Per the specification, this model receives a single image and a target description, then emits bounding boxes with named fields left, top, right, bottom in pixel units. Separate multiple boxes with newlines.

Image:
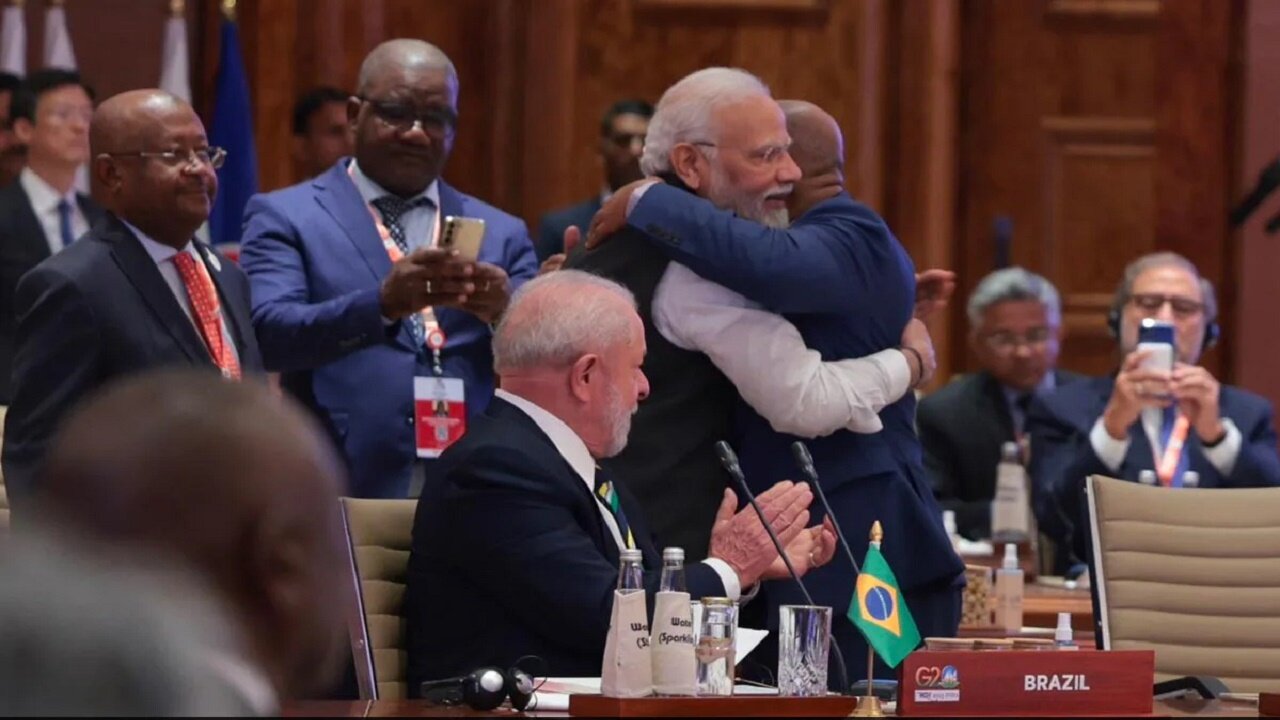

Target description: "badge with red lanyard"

left=351, top=163, right=467, bottom=457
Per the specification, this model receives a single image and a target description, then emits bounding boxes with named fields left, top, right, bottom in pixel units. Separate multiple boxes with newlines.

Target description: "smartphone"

left=440, top=216, right=485, bottom=261
left=1137, top=318, right=1175, bottom=373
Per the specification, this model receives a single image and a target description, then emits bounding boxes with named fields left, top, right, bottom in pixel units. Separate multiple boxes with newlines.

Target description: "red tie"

left=172, top=252, right=241, bottom=380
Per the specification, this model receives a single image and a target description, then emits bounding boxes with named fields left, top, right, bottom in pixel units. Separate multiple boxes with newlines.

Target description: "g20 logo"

left=915, top=665, right=960, bottom=689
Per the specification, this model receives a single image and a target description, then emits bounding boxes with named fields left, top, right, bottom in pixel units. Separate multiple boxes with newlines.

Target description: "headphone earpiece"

left=421, top=662, right=540, bottom=711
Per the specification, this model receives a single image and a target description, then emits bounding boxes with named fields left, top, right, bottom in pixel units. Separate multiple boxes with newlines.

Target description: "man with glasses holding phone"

left=240, top=39, right=537, bottom=500
left=918, top=268, right=1083, bottom=541
left=2, top=89, right=263, bottom=504
left=1028, top=251, right=1280, bottom=572
left=0, top=69, right=105, bottom=403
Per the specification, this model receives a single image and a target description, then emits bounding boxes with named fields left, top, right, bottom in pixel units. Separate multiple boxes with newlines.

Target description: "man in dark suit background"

left=1028, top=251, right=1280, bottom=572
left=535, top=99, right=652, bottom=266
left=0, top=71, right=24, bottom=186
left=0, top=69, right=104, bottom=403
left=404, top=269, right=835, bottom=683
left=918, top=267, right=1083, bottom=540
left=2, top=89, right=263, bottom=503
left=240, top=39, right=537, bottom=500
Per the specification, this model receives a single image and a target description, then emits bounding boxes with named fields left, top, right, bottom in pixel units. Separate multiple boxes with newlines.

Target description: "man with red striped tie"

left=2, top=88, right=263, bottom=506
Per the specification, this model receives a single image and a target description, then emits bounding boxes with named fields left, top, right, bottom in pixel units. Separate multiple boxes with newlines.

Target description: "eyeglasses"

left=1129, top=293, right=1204, bottom=319
left=359, top=96, right=456, bottom=137
left=690, top=140, right=791, bottom=167
left=982, top=327, right=1055, bottom=353
left=100, top=147, right=227, bottom=169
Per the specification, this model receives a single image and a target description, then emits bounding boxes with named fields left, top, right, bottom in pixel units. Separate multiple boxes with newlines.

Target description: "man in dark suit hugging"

left=404, top=269, right=836, bottom=685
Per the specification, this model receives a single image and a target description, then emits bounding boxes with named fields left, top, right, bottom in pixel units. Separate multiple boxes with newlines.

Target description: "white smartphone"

left=1137, top=318, right=1175, bottom=373
left=440, top=216, right=485, bottom=261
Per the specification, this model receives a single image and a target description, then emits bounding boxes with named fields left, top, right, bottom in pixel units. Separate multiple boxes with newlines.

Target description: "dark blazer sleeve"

left=238, top=195, right=388, bottom=372
left=917, top=397, right=990, bottom=538
left=1223, top=392, right=1280, bottom=488
left=1026, top=395, right=1112, bottom=569
left=422, top=445, right=725, bottom=656
left=625, top=184, right=902, bottom=315
left=1, top=265, right=102, bottom=500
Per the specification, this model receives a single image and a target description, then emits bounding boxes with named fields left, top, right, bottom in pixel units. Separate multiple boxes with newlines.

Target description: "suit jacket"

left=403, top=396, right=727, bottom=685
left=1, top=214, right=263, bottom=501
left=0, top=181, right=105, bottom=403
left=918, top=369, right=1085, bottom=539
left=238, top=160, right=538, bottom=498
left=1028, top=374, right=1280, bottom=570
left=535, top=197, right=600, bottom=262
left=623, top=185, right=966, bottom=660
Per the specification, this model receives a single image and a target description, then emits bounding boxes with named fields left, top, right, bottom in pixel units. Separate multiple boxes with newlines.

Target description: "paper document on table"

left=534, top=677, right=779, bottom=707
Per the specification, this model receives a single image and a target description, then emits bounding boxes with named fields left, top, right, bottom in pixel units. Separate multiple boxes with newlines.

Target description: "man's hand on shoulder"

left=585, top=178, right=664, bottom=249
left=538, top=225, right=581, bottom=275
left=914, top=269, right=956, bottom=320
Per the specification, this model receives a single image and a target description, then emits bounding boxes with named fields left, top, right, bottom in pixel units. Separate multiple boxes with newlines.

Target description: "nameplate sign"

left=896, top=649, right=1154, bottom=716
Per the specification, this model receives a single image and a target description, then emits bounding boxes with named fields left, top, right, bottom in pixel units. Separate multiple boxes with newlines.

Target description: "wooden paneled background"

left=22, top=0, right=1280, bottom=402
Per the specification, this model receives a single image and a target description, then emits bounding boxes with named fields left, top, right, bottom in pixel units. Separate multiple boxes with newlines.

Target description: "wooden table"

left=1023, top=581, right=1093, bottom=629
left=282, top=697, right=1264, bottom=717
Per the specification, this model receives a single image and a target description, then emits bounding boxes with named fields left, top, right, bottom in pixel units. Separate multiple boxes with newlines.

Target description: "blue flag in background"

left=208, top=16, right=257, bottom=248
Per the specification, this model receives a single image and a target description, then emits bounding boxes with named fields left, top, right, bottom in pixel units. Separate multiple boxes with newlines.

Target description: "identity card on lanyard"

left=351, top=162, right=467, bottom=457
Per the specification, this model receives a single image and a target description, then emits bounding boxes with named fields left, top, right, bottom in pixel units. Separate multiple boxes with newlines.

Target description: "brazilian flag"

left=848, top=543, right=921, bottom=668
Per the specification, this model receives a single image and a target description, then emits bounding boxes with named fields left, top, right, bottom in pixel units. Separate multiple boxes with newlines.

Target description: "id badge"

left=414, top=376, right=466, bottom=458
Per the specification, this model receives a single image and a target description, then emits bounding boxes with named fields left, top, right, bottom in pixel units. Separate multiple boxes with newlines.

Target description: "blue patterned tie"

left=56, top=198, right=75, bottom=249
left=372, top=195, right=433, bottom=347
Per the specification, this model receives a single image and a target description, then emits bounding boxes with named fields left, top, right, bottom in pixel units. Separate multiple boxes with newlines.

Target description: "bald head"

left=37, top=370, right=350, bottom=698
left=357, top=39, right=457, bottom=97
left=779, top=99, right=843, bottom=178
left=90, top=89, right=187, bottom=156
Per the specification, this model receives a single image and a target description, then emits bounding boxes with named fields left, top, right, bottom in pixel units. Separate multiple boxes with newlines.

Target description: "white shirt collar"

left=494, top=388, right=597, bottom=492
left=19, top=166, right=77, bottom=215
left=348, top=158, right=440, bottom=209
left=120, top=219, right=198, bottom=265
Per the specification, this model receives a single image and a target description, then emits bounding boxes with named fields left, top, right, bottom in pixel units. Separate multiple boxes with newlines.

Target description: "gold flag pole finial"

left=220, top=0, right=235, bottom=21
left=852, top=519, right=886, bottom=718
left=169, top=0, right=185, bottom=17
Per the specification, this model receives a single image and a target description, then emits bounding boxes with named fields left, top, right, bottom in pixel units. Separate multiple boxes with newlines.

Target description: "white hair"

left=967, top=267, right=1062, bottom=327
left=493, top=270, right=638, bottom=373
left=640, top=67, right=772, bottom=177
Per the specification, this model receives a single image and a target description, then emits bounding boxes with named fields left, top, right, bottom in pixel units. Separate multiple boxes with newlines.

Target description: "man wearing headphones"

left=1027, top=251, right=1280, bottom=573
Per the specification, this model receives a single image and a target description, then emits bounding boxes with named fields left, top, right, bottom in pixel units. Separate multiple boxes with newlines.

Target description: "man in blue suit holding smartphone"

left=239, top=40, right=538, bottom=499
left=1028, top=252, right=1280, bottom=572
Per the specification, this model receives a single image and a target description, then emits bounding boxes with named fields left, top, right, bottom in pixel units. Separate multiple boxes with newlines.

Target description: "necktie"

left=1013, top=393, right=1033, bottom=436
left=594, top=465, right=636, bottom=550
left=173, top=252, right=242, bottom=380
left=1159, top=406, right=1189, bottom=487
left=372, top=195, right=433, bottom=347
left=56, top=198, right=75, bottom=250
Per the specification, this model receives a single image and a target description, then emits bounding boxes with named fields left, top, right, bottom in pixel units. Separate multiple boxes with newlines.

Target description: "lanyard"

left=1155, top=413, right=1190, bottom=487
left=348, top=163, right=445, bottom=357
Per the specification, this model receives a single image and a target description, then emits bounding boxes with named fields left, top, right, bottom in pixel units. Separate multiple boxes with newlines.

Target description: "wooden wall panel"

left=955, top=0, right=1238, bottom=380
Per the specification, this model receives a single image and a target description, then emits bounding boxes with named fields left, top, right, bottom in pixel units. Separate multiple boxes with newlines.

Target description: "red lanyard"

left=1155, top=413, right=1190, bottom=487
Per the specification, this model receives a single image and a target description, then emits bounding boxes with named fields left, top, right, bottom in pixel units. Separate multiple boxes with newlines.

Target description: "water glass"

left=694, top=597, right=737, bottom=696
left=778, top=604, right=831, bottom=696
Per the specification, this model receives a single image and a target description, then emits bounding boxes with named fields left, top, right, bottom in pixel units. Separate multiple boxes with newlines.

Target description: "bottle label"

left=601, top=589, right=654, bottom=697
left=991, top=463, right=1030, bottom=539
left=651, top=591, right=696, bottom=695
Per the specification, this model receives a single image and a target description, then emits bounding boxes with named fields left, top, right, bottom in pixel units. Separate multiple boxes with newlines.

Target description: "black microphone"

left=715, top=440, right=850, bottom=695
left=1230, top=156, right=1280, bottom=226
left=791, top=442, right=861, bottom=576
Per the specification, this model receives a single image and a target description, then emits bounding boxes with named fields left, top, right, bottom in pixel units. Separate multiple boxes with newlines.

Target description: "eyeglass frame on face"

left=688, top=140, right=792, bottom=167
left=357, top=95, right=457, bottom=138
left=1126, top=292, right=1205, bottom=319
left=981, top=326, right=1057, bottom=354
left=97, top=146, right=227, bottom=170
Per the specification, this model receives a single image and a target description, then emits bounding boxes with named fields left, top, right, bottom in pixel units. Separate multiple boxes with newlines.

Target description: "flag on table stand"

left=0, top=0, right=24, bottom=75
left=848, top=521, right=921, bottom=668
left=207, top=2, right=257, bottom=258
left=42, top=0, right=74, bottom=68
